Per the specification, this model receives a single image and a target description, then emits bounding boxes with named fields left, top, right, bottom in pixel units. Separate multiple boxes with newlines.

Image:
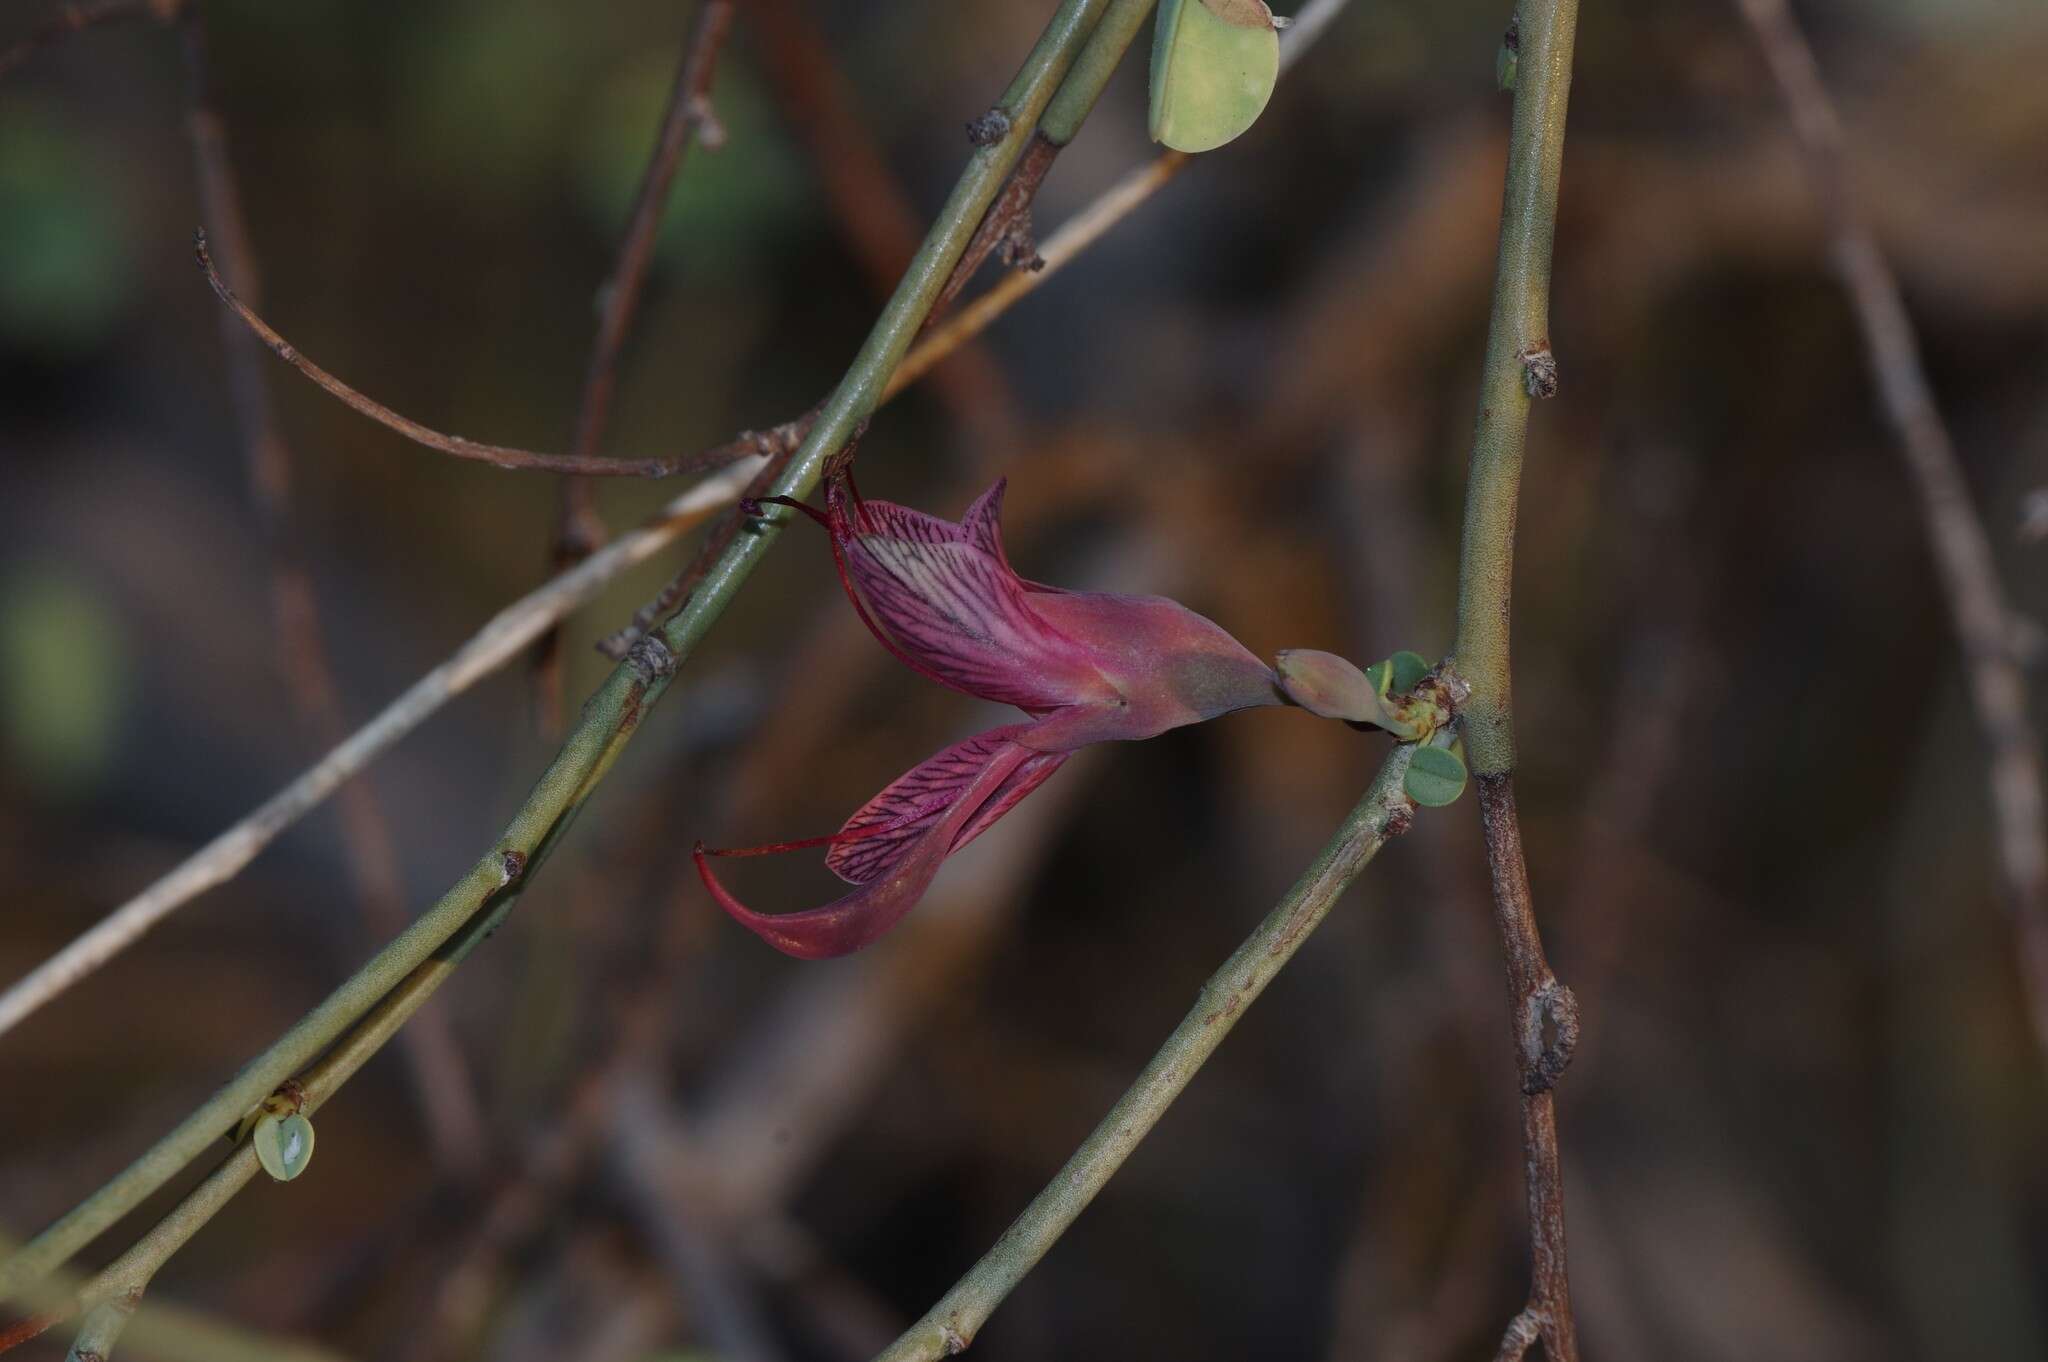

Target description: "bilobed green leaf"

left=1404, top=745, right=1468, bottom=808
left=253, top=1112, right=316, bottom=1182
left=1149, top=0, right=1281, bottom=154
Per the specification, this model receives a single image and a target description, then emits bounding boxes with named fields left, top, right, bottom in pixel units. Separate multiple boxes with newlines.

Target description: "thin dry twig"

left=0, top=0, right=171, bottom=78
left=0, top=454, right=768, bottom=1038
left=192, top=233, right=744, bottom=480
left=1733, top=0, right=2048, bottom=1068
left=891, top=149, right=1187, bottom=398
left=177, top=0, right=485, bottom=1180
left=541, top=0, right=738, bottom=729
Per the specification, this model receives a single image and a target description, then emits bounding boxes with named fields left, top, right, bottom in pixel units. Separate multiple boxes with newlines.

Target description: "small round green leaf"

left=253, top=1112, right=316, bottom=1182
left=1387, top=650, right=1432, bottom=694
left=1148, top=0, right=1281, bottom=154
left=1404, top=745, right=1468, bottom=808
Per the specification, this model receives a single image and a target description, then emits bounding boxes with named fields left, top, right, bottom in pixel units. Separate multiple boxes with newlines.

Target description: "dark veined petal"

left=698, top=733, right=1038, bottom=959
left=827, top=727, right=1068, bottom=884
left=833, top=482, right=1113, bottom=714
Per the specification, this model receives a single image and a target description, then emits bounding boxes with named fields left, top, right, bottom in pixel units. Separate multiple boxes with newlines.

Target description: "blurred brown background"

left=3, top=1, right=2046, bottom=1359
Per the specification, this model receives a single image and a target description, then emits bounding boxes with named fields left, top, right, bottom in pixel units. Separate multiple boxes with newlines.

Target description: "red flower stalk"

left=697, top=478, right=1282, bottom=958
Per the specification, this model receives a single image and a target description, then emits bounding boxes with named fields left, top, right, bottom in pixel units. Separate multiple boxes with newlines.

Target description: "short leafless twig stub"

left=0, top=456, right=762, bottom=1039
left=929, top=134, right=1060, bottom=322
left=1734, top=0, right=2048, bottom=1071
left=1494, top=1306, right=1545, bottom=1362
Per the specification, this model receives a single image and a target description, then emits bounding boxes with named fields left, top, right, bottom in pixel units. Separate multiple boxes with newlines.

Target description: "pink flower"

left=697, top=478, right=1281, bottom=958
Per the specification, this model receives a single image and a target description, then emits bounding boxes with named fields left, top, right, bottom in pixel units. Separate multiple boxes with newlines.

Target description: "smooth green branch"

left=1450, top=0, right=1579, bottom=776
left=874, top=742, right=1421, bottom=1362
left=1040, top=0, right=1157, bottom=146
left=0, top=1233, right=355, bottom=1362
left=0, top=0, right=1114, bottom=1304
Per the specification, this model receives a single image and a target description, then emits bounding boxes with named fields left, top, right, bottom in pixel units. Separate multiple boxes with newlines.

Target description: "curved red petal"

left=700, top=740, right=1035, bottom=958
left=827, top=725, right=1067, bottom=884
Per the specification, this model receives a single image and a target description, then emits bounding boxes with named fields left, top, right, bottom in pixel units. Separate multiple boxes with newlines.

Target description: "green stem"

left=0, top=0, right=1112, bottom=1303
left=1447, top=4, right=1583, bottom=1359
left=53, top=802, right=583, bottom=1351
left=67, top=884, right=527, bottom=1328
left=1039, top=0, right=1157, bottom=145
left=1450, top=0, right=1579, bottom=776
left=874, top=744, right=1419, bottom=1362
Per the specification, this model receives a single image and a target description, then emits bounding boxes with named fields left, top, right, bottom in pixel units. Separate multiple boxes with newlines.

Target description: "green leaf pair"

left=1403, top=743, right=1468, bottom=808
left=1362, top=649, right=1432, bottom=700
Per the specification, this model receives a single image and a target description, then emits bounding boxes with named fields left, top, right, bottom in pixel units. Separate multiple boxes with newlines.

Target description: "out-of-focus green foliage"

left=0, top=112, right=134, bottom=353
left=0, top=568, right=128, bottom=795
left=572, top=57, right=812, bottom=275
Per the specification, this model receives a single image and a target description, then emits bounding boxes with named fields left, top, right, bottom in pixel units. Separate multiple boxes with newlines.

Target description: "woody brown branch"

left=1477, top=774, right=1579, bottom=1362
left=539, top=0, right=737, bottom=734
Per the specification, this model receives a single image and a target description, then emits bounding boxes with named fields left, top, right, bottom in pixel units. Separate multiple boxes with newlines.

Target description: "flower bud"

left=1275, top=649, right=1382, bottom=724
